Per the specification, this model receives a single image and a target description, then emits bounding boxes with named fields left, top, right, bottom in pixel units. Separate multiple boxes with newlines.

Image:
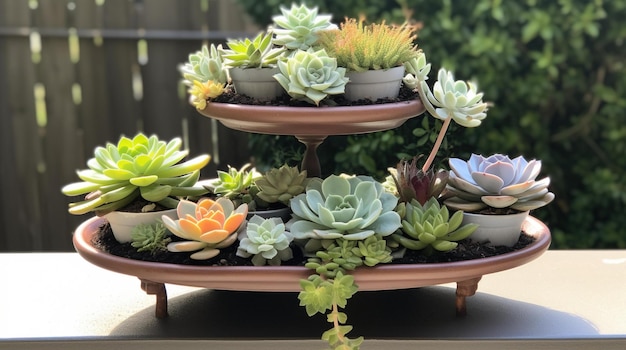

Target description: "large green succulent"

left=271, top=3, right=335, bottom=51
left=288, top=174, right=401, bottom=241
left=61, top=133, right=210, bottom=215
left=254, top=164, right=307, bottom=205
left=392, top=197, right=477, bottom=253
left=179, top=43, right=229, bottom=85
left=273, top=48, right=348, bottom=106
left=222, top=31, right=285, bottom=69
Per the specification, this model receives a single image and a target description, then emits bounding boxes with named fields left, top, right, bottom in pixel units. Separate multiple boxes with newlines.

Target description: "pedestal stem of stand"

left=295, top=135, right=327, bottom=178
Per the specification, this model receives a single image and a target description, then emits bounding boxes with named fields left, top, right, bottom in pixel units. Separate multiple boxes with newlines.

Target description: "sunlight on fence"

left=0, top=0, right=256, bottom=251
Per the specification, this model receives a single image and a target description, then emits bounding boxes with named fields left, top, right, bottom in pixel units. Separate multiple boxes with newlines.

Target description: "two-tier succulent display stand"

left=73, top=100, right=551, bottom=319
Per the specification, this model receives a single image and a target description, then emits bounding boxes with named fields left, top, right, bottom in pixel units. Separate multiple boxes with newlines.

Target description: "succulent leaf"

left=162, top=198, right=248, bottom=260
left=288, top=174, right=401, bottom=242
left=273, top=48, right=348, bottom=106
left=444, top=154, right=555, bottom=212
left=62, top=133, right=210, bottom=215
left=393, top=197, right=477, bottom=254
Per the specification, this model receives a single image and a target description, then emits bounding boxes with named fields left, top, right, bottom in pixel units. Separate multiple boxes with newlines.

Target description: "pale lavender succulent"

left=444, top=154, right=555, bottom=212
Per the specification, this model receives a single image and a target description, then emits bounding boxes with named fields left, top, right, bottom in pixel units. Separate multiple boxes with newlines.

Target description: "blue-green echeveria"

left=287, top=174, right=401, bottom=241
left=273, top=48, right=348, bottom=106
left=444, top=153, right=555, bottom=212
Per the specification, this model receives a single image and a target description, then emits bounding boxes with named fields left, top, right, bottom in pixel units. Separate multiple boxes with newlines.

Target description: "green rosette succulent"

left=179, top=43, right=229, bottom=85
left=254, top=165, right=307, bottom=205
left=236, top=215, right=294, bottom=266
left=206, top=163, right=261, bottom=204
left=392, top=197, right=478, bottom=253
left=62, top=133, right=210, bottom=215
left=222, top=31, right=285, bottom=69
left=288, top=174, right=402, bottom=241
left=271, top=3, right=335, bottom=51
left=273, top=48, right=348, bottom=106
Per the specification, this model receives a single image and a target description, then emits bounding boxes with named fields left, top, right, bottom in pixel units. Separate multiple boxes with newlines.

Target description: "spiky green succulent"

left=206, top=163, right=261, bottom=204
left=236, top=215, right=294, bottom=266
left=288, top=174, right=401, bottom=242
left=61, top=133, right=210, bottom=215
left=274, top=48, right=348, bottom=106
left=179, top=43, right=229, bottom=85
left=254, top=165, right=307, bottom=205
left=271, top=3, right=335, bottom=51
left=222, top=31, right=285, bottom=68
left=130, top=221, right=171, bottom=253
left=392, top=197, right=478, bottom=254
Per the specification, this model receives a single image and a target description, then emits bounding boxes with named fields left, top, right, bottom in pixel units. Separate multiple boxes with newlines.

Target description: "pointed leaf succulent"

left=61, top=133, right=210, bottom=215
left=222, top=31, right=286, bottom=68
left=179, top=43, right=229, bottom=86
left=254, top=164, right=307, bottom=205
left=392, top=197, right=478, bottom=253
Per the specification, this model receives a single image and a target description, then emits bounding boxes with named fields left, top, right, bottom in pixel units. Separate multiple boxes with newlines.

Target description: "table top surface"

left=1, top=250, right=625, bottom=349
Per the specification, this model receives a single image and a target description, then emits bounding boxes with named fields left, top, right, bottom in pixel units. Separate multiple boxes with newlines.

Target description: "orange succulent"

left=162, top=197, right=248, bottom=260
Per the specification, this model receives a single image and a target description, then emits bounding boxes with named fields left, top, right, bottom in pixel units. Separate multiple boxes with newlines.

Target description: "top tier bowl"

left=197, top=99, right=425, bottom=136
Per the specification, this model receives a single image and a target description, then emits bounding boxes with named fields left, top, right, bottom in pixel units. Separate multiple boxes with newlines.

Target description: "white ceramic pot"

left=462, top=211, right=530, bottom=247
left=229, top=67, right=284, bottom=100
left=105, top=209, right=177, bottom=243
left=247, top=205, right=292, bottom=223
left=344, top=66, right=405, bottom=101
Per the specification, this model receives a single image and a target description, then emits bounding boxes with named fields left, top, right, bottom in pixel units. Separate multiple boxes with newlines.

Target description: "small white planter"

left=105, top=209, right=177, bottom=243
left=229, top=67, right=284, bottom=100
left=462, top=211, right=530, bottom=247
left=247, top=205, right=292, bottom=223
left=344, top=66, right=405, bottom=101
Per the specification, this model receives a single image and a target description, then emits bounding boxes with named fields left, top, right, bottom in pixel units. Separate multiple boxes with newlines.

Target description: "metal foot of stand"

left=455, top=276, right=482, bottom=316
left=140, top=279, right=168, bottom=318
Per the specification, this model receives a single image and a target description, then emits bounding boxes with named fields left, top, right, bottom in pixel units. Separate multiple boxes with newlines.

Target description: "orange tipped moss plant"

left=317, top=17, right=421, bottom=72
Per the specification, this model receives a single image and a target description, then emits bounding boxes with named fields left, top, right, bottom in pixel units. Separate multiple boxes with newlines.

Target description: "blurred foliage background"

left=236, top=0, right=626, bottom=249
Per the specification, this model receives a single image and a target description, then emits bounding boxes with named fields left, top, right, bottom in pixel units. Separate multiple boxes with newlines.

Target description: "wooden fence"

left=0, top=0, right=257, bottom=251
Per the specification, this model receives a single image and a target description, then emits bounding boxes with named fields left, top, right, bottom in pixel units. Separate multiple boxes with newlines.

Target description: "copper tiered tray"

left=73, top=216, right=550, bottom=319
left=198, top=100, right=424, bottom=177
left=73, top=101, right=551, bottom=318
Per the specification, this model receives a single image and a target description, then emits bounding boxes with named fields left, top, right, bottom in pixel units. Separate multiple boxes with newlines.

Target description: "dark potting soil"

left=212, top=84, right=419, bottom=107
left=92, top=222, right=535, bottom=267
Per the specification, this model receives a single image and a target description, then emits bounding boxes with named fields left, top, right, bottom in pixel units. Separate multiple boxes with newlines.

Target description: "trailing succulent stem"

left=298, top=236, right=391, bottom=349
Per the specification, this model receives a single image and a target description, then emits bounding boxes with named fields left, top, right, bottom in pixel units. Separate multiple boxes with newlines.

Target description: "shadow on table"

left=109, top=286, right=598, bottom=339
